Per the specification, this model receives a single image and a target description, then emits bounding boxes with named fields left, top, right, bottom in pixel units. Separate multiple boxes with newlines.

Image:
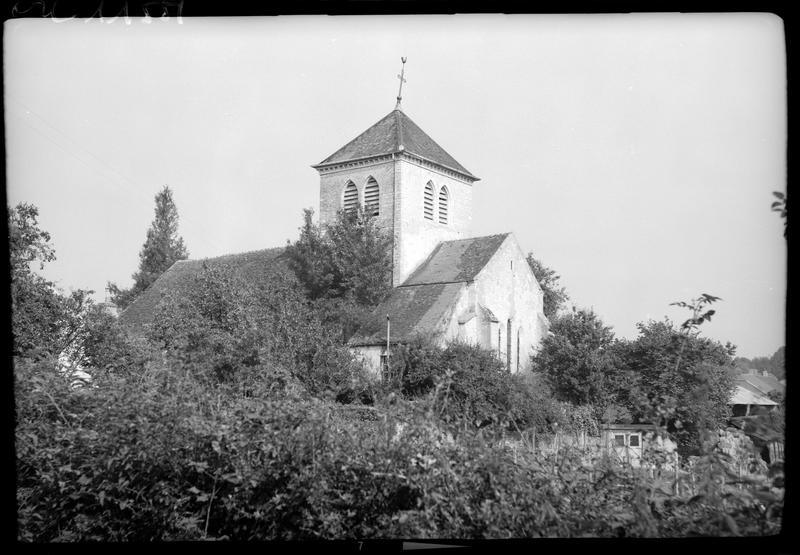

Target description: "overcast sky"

left=4, top=14, right=786, bottom=359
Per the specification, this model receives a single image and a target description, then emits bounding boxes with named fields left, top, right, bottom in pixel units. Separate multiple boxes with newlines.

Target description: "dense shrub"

left=15, top=357, right=782, bottom=541
left=389, top=338, right=566, bottom=432
left=147, top=262, right=374, bottom=402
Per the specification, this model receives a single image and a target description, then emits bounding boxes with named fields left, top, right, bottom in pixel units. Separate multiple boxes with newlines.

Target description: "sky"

left=4, top=14, right=786, bottom=359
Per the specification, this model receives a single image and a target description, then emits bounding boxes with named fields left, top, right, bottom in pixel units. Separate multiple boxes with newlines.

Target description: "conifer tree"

left=108, top=186, right=188, bottom=309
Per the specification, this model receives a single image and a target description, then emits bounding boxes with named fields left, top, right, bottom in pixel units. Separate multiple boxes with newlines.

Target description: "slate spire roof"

left=313, top=109, right=478, bottom=181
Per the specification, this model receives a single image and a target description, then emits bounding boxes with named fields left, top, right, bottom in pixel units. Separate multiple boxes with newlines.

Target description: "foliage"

left=147, top=261, right=373, bottom=402
left=78, top=304, right=153, bottom=375
left=619, top=305, right=736, bottom=456
left=15, top=353, right=782, bottom=541
left=388, top=338, right=509, bottom=427
left=107, top=186, right=188, bottom=310
left=771, top=190, right=786, bottom=238
left=9, top=202, right=56, bottom=272
left=9, top=203, right=61, bottom=357
left=525, top=254, right=569, bottom=320
left=8, top=203, right=94, bottom=361
left=388, top=339, right=564, bottom=432
left=285, top=207, right=392, bottom=307
left=532, top=309, right=629, bottom=418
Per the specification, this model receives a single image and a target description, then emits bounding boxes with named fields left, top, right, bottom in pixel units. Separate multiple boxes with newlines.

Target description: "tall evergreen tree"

left=108, top=186, right=188, bottom=309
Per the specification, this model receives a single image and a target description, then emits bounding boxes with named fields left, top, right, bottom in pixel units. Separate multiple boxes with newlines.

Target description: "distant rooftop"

left=736, top=373, right=784, bottom=397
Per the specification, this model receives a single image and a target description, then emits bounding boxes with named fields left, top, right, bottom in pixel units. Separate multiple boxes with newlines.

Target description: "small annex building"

left=119, top=88, right=550, bottom=376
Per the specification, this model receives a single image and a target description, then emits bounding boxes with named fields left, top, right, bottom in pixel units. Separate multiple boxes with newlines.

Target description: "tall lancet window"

left=343, top=181, right=359, bottom=214
left=424, top=181, right=434, bottom=220
left=364, top=177, right=380, bottom=217
left=438, top=186, right=449, bottom=224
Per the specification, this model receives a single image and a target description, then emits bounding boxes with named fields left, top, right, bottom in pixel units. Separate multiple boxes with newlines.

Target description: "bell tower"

left=311, top=60, right=480, bottom=286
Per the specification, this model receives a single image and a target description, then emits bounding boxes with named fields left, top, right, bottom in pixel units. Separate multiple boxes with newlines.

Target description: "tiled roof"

left=315, top=109, right=477, bottom=180
left=730, top=385, right=778, bottom=406
left=119, top=247, right=287, bottom=331
left=403, top=234, right=510, bottom=285
left=348, top=282, right=464, bottom=346
left=737, top=374, right=784, bottom=396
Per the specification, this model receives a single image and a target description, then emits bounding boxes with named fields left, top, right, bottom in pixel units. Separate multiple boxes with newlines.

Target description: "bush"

left=16, top=355, right=782, bottom=540
left=147, top=262, right=373, bottom=402
left=388, top=339, right=566, bottom=433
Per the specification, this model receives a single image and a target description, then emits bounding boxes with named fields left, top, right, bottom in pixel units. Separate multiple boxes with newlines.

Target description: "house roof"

left=403, top=233, right=510, bottom=286
left=729, top=385, right=778, bottom=406
left=118, top=247, right=287, bottom=331
left=314, top=109, right=478, bottom=180
left=348, top=282, right=464, bottom=346
left=736, top=374, right=784, bottom=397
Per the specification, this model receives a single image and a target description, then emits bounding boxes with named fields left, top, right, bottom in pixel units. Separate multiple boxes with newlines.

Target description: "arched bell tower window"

left=343, top=181, right=359, bottom=214
left=364, top=177, right=380, bottom=217
left=438, top=186, right=449, bottom=225
left=424, top=181, right=434, bottom=220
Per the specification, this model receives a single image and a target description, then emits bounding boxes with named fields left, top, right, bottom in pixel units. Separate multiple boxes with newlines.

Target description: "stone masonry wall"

left=394, top=157, right=473, bottom=286
left=318, top=159, right=396, bottom=230
left=472, top=234, right=548, bottom=373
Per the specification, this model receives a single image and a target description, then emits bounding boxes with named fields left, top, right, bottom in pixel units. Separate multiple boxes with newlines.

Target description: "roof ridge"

left=315, top=109, right=477, bottom=180
left=185, top=246, right=286, bottom=264
left=395, top=109, right=404, bottom=151
left=437, top=232, right=511, bottom=246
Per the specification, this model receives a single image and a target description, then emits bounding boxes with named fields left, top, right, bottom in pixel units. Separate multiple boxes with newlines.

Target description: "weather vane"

left=395, top=57, right=407, bottom=110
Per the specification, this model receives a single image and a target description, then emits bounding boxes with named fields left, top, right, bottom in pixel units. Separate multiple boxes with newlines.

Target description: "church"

left=316, top=101, right=549, bottom=374
left=120, top=70, right=550, bottom=375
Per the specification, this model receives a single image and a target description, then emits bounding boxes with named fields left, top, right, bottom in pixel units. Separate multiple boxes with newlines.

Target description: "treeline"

left=734, top=347, right=786, bottom=380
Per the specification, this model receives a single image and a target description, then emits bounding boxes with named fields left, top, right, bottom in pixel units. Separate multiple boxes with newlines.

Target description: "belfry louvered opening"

left=424, top=182, right=434, bottom=220
left=343, top=181, right=359, bottom=213
left=438, top=186, right=449, bottom=224
left=364, top=177, right=379, bottom=217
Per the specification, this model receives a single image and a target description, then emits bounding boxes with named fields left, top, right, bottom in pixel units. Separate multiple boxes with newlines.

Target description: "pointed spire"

left=395, top=57, right=407, bottom=110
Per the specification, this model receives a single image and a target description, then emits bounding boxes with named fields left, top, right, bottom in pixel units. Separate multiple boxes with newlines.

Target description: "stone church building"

left=120, top=101, right=550, bottom=375
left=316, top=106, right=550, bottom=373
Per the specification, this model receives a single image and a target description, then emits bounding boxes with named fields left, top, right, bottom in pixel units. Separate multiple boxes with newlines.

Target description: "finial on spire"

left=395, top=57, right=407, bottom=110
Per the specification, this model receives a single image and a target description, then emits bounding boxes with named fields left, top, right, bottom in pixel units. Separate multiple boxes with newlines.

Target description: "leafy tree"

left=531, top=308, right=628, bottom=417
left=619, top=310, right=736, bottom=456
left=108, top=186, right=188, bottom=310
left=285, top=207, right=392, bottom=308
left=9, top=203, right=70, bottom=358
left=526, top=254, right=569, bottom=320
left=771, top=191, right=786, bottom=238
